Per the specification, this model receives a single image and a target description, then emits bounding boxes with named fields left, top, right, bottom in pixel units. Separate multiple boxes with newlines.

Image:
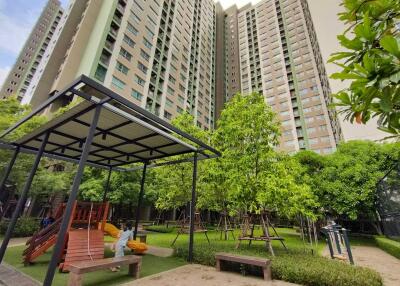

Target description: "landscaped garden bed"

left=374, top=236, right=400, bottom=259
left=146, top=228, right=383, bottom=286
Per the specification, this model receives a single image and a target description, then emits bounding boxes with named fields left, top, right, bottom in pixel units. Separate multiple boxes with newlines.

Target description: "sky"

left=0, top=0, right=257, bottom=88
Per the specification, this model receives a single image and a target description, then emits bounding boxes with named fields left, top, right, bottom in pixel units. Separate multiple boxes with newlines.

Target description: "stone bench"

left=215, top=252, right=271, bottom=280
left=66, top=255, right=141, bottom=286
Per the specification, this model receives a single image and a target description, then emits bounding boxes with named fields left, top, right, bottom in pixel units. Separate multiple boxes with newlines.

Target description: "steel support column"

left=43, top=105, right=101, bottom=286
left=102, top=167, right=112, bottom=202
left=0, top=147, right=20, bottom=193
left=134, top=162, right=147, bottom=240
left=0, top=134, right=49, bottom=263
left=0, top=147, right=20, bottom=222
left=188, top=152, right=198, bottom=263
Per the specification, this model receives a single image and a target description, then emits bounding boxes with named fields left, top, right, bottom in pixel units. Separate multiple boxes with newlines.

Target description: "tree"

left=330, top=0, right=400, bottom=137
left=154, top=113, right=210, bottom=211
left=214, top=93, right=317, bottom=218
left=295, top=141, right=400, bottom=230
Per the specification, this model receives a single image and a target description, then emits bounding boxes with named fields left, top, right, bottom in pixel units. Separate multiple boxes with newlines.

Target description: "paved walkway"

left=146, top=245, right=174, bottom=257
left=0, top=263, right=39, bottom=286
left=323, top=245, right=400, bottom=286
left=123, top=264, right=299, bottom=286
left=0, top=237, right=29, bottom=247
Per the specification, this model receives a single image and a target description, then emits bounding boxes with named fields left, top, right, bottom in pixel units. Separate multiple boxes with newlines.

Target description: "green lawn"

left=147, top=227, right=324, bottom=255
left=3, top=246, right=186, bottom=286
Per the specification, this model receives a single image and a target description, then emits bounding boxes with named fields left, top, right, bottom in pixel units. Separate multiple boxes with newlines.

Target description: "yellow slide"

left=103, top=223, right=148, bottom=254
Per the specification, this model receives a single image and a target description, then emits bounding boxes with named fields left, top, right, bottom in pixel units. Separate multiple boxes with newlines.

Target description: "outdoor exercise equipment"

left=236, top=213, right=287, bottom=256
left=171, top=210, right=210, bottom=246
left=321, top=223, right=354, bottom=264
left=103, top=222, right=147, bottom=253
left=216, top=211, right=235, bottom=240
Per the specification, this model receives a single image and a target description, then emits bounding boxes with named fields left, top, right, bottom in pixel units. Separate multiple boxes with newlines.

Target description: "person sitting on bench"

left=111, top=221, right=133, bottom=272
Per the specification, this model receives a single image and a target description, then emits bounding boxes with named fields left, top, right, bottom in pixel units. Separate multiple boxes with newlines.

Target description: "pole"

left=134, top=162, right=147, bottom=240
left=0, top=147, right=20, bottom=193
left=43, top=105, right=101, bottom=286
left=102, top=167, right=112, bottom=202
left=0, top=134, right=49, bottom=263
left=0, top=147, right=20, bottom=222
left=188, top=152, right=198, bottom=263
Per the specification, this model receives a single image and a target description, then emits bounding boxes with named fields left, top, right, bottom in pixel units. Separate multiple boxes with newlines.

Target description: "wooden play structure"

left=216, top=211, right=235, bottom=240
left=23, top=201, right=147, bottom=271
left=171, top=210, right=210, bottom=246
left=236, top=213, right=287, bottom=256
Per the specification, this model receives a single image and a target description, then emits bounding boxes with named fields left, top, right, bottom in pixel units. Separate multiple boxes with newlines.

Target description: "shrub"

left=144, top=225, right=174, bottom=233
left=0, top=217, right=39, bottom=238
left=374, top=236, right=400, bottom=259
left=173, top=244, right=382, bottom=286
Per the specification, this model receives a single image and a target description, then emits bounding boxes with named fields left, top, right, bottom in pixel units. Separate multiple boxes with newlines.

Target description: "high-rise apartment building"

left=218, top=0, right=342, bottom=154
left=0, top=0, right=63, bottom=101
left=7, top=0, right=342, bottom=153
left=21, top=0, right=216, bottom=130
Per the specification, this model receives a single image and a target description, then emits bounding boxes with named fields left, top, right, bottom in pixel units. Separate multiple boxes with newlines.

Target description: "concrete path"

left=146, top=245, right=174, bottom=257
left=0, top=237, right=29, bottom=247
left=323, top=245, right=400, bottom=286
left=0, top=263, right=39, bottom=286
left=123, top=264, right=299, bottom=286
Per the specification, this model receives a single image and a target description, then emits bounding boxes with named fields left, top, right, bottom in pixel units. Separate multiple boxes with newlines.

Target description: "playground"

left=0, top=76, right=398, bottom=286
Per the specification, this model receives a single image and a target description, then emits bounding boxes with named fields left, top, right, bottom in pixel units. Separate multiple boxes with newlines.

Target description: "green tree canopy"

left=214, top=92, right=317, bottom=218
left=330, top=0, right=400, bottom=137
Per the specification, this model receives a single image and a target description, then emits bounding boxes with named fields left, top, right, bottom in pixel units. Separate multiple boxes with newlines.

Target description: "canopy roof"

left=0, top=75, right=219, bottom=170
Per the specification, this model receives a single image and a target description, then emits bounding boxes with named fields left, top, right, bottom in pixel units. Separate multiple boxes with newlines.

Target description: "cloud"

left=0, top=0, right=43, bottom=56
left=0, top=65, right=10, bottom=89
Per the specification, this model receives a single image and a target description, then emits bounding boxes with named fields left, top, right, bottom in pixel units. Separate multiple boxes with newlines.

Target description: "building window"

left=135, top=74, right=145, bottom=86
left=166, top=97, right=173, bottom=107
left=131, top=89, right=143, bottom=100
left=116, top=61, right=129, bottom=75
left=143, top=38, right=152, bottom=49
left=123, top=34, right=135, bottom=48
left=164, top=111, right=172, bottom=120
left=137, top=62, right=148, bottom=74
left=140, top=49, right=150, bottom=61
left=120, top=48, right=132, bottom=61
left=127, top=23, right=138, bottom=36
left=112, top=76, right=125, bottom=90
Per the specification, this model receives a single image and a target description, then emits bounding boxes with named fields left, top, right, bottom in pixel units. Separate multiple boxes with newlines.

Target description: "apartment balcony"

left=99, top=53, right=110, bottom=67
left=109, top=27, right=119, bottom=38
left=113, top=15, right=122, bottom=26
left=104, top=40, right=115, bottom=52
left=116, top=3, right=125, bottom=13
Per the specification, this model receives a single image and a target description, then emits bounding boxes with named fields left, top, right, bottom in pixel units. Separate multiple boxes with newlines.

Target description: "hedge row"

left=144, top=225, right=175, bottom=233
left=374, top=236, right=400, bottom=259
left=173, top=244, right=382, bottom=286
left=0, top=217, right=39, bottom=238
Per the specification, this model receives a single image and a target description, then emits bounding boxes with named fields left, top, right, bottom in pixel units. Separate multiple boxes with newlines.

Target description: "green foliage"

left=213, top=93, right=317, bottom=218
left=154, top=112, right=210, bottom=210
left=0, top=217, right=39, bottom=237
left=374, top=235, right=400, bottom=259
left=296, top=141, right=400, bottom=220
left=0, top=97, right=73, bottom=197
left=143, top=225, right=174, bottom=233
left=330, top=0, right=400, bottom=137
left=173, top=244, right=382, bottom=286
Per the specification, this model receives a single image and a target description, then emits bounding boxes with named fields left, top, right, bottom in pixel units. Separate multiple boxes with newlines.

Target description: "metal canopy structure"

left=0, top=75, right=220, bottom=286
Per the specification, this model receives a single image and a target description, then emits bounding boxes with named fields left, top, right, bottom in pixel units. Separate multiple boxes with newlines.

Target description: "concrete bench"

left=66, top=255, right=141, bottom=286
left=215, top=252, right=271, bottom=280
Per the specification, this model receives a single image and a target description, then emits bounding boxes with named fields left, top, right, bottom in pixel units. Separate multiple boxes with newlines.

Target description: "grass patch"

left=374, top=236, right=400, bottom=259
left=3, top=246, right=186, bottom=286
left=144, top=225, right=174, bottom=233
